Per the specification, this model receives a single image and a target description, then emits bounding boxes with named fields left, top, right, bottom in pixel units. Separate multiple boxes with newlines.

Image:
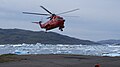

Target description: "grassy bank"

left=0, top=54, right=23, bottom=63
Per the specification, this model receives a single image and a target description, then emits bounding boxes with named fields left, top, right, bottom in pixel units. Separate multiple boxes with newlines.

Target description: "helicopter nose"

left=63, top=20, right=65, bottom=22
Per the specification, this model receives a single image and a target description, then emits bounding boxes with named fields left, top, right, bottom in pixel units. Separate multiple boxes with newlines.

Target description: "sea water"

left=0, top=43, right=120, bottom=57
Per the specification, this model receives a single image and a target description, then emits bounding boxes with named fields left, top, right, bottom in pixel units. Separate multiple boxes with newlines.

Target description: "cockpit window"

left=56, top=17, right=63, bottom=21
left=58, top=17, right=63, bottom=19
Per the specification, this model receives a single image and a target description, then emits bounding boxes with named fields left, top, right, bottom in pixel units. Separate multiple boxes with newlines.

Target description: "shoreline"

left=0, top=54, right=120, bottom=67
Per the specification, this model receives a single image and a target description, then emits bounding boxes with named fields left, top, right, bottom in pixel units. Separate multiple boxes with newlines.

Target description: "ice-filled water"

left=0, top=43, right=120, bottom=56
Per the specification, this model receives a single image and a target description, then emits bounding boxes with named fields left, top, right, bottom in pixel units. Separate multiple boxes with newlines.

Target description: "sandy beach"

left=0, top=54, right=120, bottom=67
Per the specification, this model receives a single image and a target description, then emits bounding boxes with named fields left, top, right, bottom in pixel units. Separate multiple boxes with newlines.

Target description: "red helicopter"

left=23, top=6, right=79, bottom=31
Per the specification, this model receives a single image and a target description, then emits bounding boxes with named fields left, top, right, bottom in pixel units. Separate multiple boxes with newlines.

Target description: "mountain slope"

left=97, top=39, right=120, bottom=45
left=0, top=28, right=99, bottom=45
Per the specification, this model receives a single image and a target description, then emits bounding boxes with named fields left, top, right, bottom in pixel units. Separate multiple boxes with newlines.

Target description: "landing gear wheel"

left=59, top=28, right=63, bottom=31
left=60, top=29, right=63, bottom=31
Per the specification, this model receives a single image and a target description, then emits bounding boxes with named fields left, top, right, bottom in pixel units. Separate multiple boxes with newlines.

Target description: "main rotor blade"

left=62, top=15, right=80, bottom=17
left=23, top=12, right=50, bottom=16
left=57, top=8, right=79, bottom=15
left=40, top=6, right=53, bottom=14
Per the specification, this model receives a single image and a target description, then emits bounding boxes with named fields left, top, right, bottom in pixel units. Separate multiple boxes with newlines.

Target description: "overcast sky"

left=0, top=0, right=120, bottom=41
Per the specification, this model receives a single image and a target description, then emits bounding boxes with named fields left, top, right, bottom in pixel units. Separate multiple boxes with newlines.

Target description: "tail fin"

left=32, top=21, right=42, bottom=28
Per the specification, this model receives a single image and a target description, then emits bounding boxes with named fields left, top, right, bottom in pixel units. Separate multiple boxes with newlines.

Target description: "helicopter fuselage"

left=40, top=16, right=65, bottom=31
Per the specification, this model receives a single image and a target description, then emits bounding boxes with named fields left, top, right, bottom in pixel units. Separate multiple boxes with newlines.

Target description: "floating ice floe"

left=14, top=50, right=29, bottom=55
left=102, top=53, right=120, bottom=57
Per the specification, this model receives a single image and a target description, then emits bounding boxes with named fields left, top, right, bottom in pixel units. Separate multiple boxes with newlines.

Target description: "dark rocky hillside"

left=0, top=28, right=99, bottom=45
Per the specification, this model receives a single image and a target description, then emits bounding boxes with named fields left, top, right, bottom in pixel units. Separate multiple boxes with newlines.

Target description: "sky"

left=0, top=0, right=120, bottom=41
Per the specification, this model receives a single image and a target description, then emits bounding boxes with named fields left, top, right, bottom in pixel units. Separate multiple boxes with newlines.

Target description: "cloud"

left=0, top=0, right=120, bottom=41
